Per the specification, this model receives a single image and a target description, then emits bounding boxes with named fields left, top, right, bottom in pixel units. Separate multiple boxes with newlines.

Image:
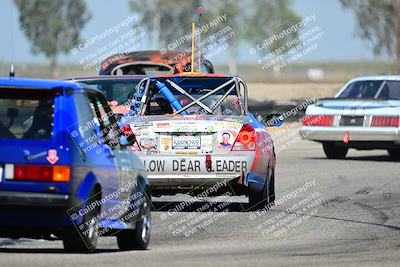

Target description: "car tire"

left=322, top=142, right=348, bottom=159
left=248, top=167, right=274, bottom=211
left=387, top=149, right=400, bottom=160
left=63, top=190, right=100, bottom=253
left=268, top=172, right=275, bottom=204
left=117, top=188, right=151, bottom=250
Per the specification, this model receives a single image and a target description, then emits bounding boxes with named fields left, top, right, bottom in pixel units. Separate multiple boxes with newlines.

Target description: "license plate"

left=340, top=116, right=364, bottom=126
left=172, top=135, right=201, bottom=149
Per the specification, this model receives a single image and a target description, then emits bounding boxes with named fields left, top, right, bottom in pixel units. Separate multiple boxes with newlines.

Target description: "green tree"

left=202, top=0, right=244, bottom=74
left=243, top=0, right=301, bottom=50
left=129, top=0, right=301, bottom=74
left=340, top=0, right=400, bottom=72
left=14, top=0, right=91, bottom=77
left=130, top=0, right=198, bottom=49
left=204, top=0, right=301, bottom=73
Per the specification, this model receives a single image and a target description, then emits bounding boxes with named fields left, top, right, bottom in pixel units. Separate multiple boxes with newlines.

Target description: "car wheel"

left=322, top=142, right=348, bottom=159
left=63, top=191, right=100, bottom=252
left=387, top=149, right=400, bottom=160
left=268, top=171, right=275, bottom=204
left=248, top=167, right=274, bottom=211
left=117, top=188, right=151, bottom=250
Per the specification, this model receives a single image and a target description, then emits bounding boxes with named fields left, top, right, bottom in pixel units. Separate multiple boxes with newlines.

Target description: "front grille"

left=340, top=116, right=364, bottom=126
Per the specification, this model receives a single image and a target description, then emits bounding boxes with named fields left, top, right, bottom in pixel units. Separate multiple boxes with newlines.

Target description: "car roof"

left=99, top=50, right=192, bottom=74
left=70, top=73, right=236, bottom=81
left=0, top=77, right=81, bottom=90
left=100, top=50, right=196, bottom=66
left=349, top=75, right=400, bottom=82
left=153, top=73, right=235, bottom=79
left=67, top=75, right=146, bottom=81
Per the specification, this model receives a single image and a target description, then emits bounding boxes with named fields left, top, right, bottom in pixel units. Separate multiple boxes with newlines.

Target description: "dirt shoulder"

left=248, top=83, right=342, bottom=101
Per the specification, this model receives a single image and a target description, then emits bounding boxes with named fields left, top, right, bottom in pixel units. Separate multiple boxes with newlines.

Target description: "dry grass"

left=247, top=83, right=342, bottom=101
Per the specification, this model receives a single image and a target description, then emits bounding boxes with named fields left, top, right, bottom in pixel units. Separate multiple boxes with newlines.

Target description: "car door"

left=86, top=91, right=139, bottom=220
left=94, top=93, right=140, bottom=215
left=84, top=91, right=123, bottom=221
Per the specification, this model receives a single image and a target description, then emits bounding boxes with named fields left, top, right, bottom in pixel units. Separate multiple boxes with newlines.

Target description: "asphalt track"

left=1, top=139, right=400, bottom=267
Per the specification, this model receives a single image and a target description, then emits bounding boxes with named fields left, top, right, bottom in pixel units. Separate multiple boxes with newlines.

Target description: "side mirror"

left=263, top=113, right=284, bottom=127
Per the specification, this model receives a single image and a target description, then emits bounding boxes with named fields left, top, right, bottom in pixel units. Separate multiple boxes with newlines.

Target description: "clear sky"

left=0, top=0, right=390, bottom=65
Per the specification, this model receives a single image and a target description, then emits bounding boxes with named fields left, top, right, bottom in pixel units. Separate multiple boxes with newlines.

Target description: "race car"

left=99, top=50, right=214, bottom=75
left=300, top=76, right=400, bottom=159
left=120, top=73, right=278, bottom=210
left=0, top=77, right=151, bottom=252
left=68, top=75, right=145, bottom=116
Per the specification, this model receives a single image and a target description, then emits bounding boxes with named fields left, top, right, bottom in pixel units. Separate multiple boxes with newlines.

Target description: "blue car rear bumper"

left=0, top=191, right=75, bottom=236
left=0, top=191, right=70, bottom=207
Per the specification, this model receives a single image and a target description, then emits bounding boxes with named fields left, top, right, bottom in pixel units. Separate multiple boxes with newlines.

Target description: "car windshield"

left=338, top=80, right=400, bottom=100
left=0, top=90, right=54, bottom=140
left=79, top=79, right=140, bottom=105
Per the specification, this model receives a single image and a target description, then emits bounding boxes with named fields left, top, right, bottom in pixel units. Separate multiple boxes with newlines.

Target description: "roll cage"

left=133, top=76, right=249, bottom=116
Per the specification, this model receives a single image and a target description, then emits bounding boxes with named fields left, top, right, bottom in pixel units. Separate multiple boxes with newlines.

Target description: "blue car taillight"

left=5, top=164, right=70, bottom=183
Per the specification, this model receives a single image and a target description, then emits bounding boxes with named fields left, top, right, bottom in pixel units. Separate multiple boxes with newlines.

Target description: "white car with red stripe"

left=300, top=76, right=400, bottom=159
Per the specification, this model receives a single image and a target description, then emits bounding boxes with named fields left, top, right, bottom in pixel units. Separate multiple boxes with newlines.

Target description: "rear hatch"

left=0, top=88, right=70, bottom=194
left=129, top=115, right=251, bottom=155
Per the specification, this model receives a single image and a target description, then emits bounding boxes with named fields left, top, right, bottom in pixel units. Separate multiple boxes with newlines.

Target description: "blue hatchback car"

left=0, top=78, right=151, bottom=252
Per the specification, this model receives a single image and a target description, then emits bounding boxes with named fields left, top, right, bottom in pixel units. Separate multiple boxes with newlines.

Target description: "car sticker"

left=200, top=135, right=213, bottom=152
left=160, top=136, right=172, bottom=151
left=140, top=137, right=158, bottom=150
left=155, top=122, right=171, bottom=128
left=175, top=151, right=199, bottom=155
left=217, top=130, right=237, bottom=150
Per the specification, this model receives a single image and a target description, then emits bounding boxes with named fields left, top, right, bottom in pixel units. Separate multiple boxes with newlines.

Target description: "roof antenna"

left=9, top=3, right=15, bottom=78
left=9, top=64, right=15, bottom=78
left=197, top=3, right=203, bottom=72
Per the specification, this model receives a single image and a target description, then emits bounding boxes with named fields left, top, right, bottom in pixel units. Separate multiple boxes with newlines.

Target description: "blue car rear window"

left=0, top=89, right=54, bottom=140
left=79, top=80, right=140, bottom=104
